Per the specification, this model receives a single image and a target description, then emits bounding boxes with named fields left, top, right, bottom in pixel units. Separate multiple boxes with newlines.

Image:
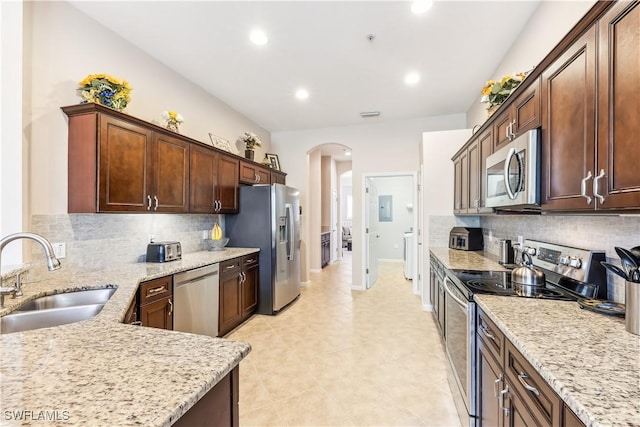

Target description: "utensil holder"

left=626, top=281, right=640, bottom=335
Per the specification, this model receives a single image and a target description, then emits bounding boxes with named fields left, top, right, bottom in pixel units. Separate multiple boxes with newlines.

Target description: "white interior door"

left=365, top=177, right=379, bottom=288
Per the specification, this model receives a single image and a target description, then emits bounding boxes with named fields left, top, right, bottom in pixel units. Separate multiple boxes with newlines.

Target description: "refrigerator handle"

left=285, top=203, right=294, bottom=261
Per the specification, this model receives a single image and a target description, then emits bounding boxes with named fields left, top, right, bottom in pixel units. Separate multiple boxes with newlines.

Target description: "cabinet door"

left=217, top=154, right=240, bottom=213
left=189, top=145, right=218, bottom=213
left=152, top=133, right=189, bottom=212
left=124, top=294, right=138, bottom=325
left=256, top=167, right=270, bottom=184
left=239, top=161, right=259, bottom=184
left=477, top=338, right=504, bottom=427
left=242, top=264, right=259, bottom=319
left=504, top=384, right=540, bottom=427
left=140, top=297, right=173, bottom=330
left=563, top=405, right=585, bottom=427
left=596, top=1, right=640, bottom=210
left=478, top=128, right=494, bottom=213
left=453, top=151, right=469, bottom=214
left=512, top=78, right=541, bottom=136
left=493, top=109, right=513, bottom=152
left=541, top=26, right=597, bottom=211
left=98, top=115, right=153, bottom=212
left=468, top=139, right=481, bottom=213
left=219, top=271, right=242, bottom=336
left=271, top=171, right=286, bottom=185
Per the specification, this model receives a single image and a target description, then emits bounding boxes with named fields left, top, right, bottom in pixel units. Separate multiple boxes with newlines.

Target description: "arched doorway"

left=305, top=143, right=352, bottom=276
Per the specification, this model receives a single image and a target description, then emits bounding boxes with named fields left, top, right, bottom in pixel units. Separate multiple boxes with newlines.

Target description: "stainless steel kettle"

left=511, top=252, right=545, bottom=286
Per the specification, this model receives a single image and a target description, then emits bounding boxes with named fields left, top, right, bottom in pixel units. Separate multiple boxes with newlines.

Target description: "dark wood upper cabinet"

left=596, top=1, right=640, bottom=210
left=270, top=170, right=287, bottom=185
left=494, top=79, right=541, bottom=152
left=239, top=160, right=270, bottom=185
left=190, top=145, right=239, bottom=214
left=65, top=104, right=190, bottom=213
left=541, top=25, right=597, bottom=211
left=454, top=128, right=493, bottom=215
left=453, top=149, right=469, bottom=214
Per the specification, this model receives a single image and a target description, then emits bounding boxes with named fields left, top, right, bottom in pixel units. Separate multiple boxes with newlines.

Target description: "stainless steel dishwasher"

left=173, top=263, right=219, bottom=337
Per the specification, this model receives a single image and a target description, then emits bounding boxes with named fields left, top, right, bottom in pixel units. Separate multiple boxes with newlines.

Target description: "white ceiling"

left=69, top=1, right=540, bottom=132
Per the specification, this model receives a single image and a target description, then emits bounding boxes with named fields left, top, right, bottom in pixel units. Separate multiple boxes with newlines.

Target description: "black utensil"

left=615, top=247, right=640, bottom=274
left=601, top=261, right=629, bottom=281
left=630, top=246, right=640, bottom=260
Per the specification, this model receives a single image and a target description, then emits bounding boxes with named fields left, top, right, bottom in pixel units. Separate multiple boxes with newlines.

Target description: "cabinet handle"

left=580, top=171, right=593, bottom=205
left=480, top=324, right=497, bottom=344
left=500, top=385, right=510, bottom=416
left=130, top=321, right=142, bottom=326
left=147, top=195, right=152, bottom=210
left=593, top=169, right=606, bottom=204
left=517, top=371, right=540, bottom=396
left=506, top=122, right=510, bottom=141
left=510, top=119, right=516, bottom=139
left=154, top=195, right=159, bottom=210
left=494, top=374, right=503, bottom=398
left=245, top=258, right=256, bottom=265
left=168, top=298, right=173, bottom=316
left=225, top=264, right=237, bottom=271
left=147, top=286, right=166, bottom=295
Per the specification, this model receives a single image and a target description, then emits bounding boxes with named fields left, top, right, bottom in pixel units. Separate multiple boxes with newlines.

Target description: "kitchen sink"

left=15, top=288, right=116, bottom=311
left=0, top=303, right=105, bottom=334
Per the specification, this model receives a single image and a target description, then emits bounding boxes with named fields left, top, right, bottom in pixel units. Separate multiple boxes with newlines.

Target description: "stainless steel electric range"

left=442, top=239, right=607, bottom=427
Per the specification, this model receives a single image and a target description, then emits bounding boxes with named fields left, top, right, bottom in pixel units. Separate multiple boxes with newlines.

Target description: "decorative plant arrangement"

left=78, top=73, right=131, bottom=112
left=162, top=110, right=184, bottom=133
left=238, top=132, right=262, bottom=160
left=481, top=71, right=529, bottom=116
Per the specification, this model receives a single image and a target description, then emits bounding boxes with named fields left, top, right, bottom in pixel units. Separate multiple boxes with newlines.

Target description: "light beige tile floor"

left=227, top=254, right=462, bottom=427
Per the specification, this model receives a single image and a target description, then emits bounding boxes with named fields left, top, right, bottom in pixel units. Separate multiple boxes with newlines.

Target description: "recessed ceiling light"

left=345, top=151, right=352, bottom=157
left=250, top=29, right=268, bottom=45
left=360, top=111, right=380, bottom=117
left=411, top=0, right=433, bottom=14
left=405, top=72, right=420, bottom=85
left=295, top=88, right=309, bottom=100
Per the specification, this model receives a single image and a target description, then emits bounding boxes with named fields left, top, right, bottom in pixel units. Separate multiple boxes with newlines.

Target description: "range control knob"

left=568, top=257, right=582, bottom=269
left=524, top=246, right=537, bottom=256
left=559, top=255, right=570, bottom=265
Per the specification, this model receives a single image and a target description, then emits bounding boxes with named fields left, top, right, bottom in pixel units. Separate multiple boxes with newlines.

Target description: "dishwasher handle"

left=174, top=263, right=219, bottom=286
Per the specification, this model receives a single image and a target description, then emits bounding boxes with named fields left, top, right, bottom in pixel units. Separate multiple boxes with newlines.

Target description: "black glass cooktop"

left=448, top=269, right=596, bottom=301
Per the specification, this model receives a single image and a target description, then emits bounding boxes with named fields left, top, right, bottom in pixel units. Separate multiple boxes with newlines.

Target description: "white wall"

left=272, top=113, right=466, bottom=288
left=466, top=1, right=596, bottom=127
left=374, top=176, right=414, bottom=260
left=26, top=1, right=271, bottom=215
left=0, top=0, right=26, bottom=266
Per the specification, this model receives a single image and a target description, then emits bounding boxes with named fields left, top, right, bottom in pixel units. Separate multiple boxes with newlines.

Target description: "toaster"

left=449, top=227, right=484, bottom=251
left=146, top=241, right=182, bottom=263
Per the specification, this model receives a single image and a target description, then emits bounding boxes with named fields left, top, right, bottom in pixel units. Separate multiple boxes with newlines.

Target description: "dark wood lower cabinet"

left=139, top=297, right=172, bottom=330
left=173, top=366, right=239, bottom=427
left=477, top=307, right=586, bottom=427
left=321, top=232, right=330, bottom=268
left=219, top=255, right=260, bottom=336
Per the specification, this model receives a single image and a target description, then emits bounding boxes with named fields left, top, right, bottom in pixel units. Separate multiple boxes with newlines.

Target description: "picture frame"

left=266, top=153, right=281, bottom=171
left=208, top=133, right=237, bottom=154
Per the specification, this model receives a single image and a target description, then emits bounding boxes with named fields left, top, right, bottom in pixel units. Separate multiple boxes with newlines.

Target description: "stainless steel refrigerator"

left=227, top=184, right=301, bottom=314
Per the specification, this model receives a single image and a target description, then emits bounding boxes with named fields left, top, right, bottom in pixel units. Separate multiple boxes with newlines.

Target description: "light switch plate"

left=53, top=243, right=66, bottom=259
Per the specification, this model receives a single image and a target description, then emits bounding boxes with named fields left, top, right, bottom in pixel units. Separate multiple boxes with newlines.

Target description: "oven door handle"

left=444, top=278, right=468, bottom=310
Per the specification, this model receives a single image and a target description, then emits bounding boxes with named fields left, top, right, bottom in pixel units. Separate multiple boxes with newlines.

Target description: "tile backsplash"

left=480, top=214, right=640, bottom=303
left=31, top=214, right=222, bottom=269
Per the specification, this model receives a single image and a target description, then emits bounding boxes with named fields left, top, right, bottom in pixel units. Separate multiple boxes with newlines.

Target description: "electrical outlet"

left=202, top=230, right=210, bottom=240
left=52, top=243, right=66, bottom=259
left=149, top=235, right=156, bottom=243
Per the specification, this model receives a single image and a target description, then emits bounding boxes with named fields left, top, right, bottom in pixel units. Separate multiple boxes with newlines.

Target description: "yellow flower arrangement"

left=161, top=110, right=184, bottom=124
left=78, top=73, right=131, bottom=111
left=238, top=132, right=262, bottom=150
left=480, top=71, right=528, bottom=108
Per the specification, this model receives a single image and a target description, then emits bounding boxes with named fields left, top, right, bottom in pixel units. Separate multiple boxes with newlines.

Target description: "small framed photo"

left=208, top=133, right=237, bottom=154
left=266, top=153, right=281, bottom=171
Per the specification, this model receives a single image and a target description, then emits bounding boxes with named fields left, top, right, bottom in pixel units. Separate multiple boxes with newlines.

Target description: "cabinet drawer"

left=505, top=340, right=562, bottom=426
left=476, top=308, right=504, bottom=364
left=139, top=276, right=172, bottom=305
left=221, top=258, right=242, bottom=276
left=242, top=253, right=259, bottom=269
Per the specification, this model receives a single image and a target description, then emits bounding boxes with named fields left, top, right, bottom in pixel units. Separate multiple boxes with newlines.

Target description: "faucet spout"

left=0, top=232, right=61, bottom=298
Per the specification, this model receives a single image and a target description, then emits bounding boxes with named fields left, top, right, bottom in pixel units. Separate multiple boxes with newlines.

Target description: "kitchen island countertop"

left=0, top=248, right=257, bottom=426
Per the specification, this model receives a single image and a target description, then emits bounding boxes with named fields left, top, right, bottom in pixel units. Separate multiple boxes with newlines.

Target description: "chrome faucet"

left=0, top=232, right=61, bottom=307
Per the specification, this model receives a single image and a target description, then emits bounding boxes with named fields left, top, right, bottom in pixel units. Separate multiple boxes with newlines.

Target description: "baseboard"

left=351, top=283, right=366, bottom=291
left=309, top=268, right=321, bottom=273
left=422, top=303, right=434, bottom=312
left=379, top=258, right=404, bottom=263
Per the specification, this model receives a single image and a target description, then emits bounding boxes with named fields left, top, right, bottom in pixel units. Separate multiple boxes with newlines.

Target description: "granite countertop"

left=0, top=248, right=257, bottom=426
left=429, top=248, right=640, bottom=426
left=429, top=247, right=507, bottom=271
left=476, top=295, right=640, bottom=427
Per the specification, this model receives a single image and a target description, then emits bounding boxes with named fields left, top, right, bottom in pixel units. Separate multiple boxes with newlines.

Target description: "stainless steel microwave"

left=485, top=128, right=540, bottom=210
